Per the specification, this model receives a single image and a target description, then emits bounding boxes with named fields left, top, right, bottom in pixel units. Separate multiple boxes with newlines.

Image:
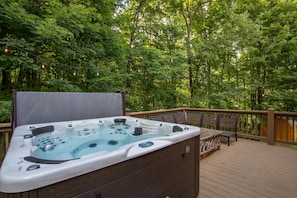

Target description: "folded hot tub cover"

left=12, top=91, right=125, bottom=129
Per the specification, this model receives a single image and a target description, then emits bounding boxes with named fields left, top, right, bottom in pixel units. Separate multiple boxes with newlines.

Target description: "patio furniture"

left=217, top=114, right=238, bottom=146
left=189, top=112, right=238, bottom=147
left=187, top=111, right=204, bottom=126
left=198, top=112, right=238, bottom=146
left=200, top=128, right=222, bottom=157
left=201, top=112, right=220, bottom=129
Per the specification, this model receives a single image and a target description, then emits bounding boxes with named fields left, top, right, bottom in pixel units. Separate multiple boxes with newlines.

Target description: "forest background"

left=1, top=0, right=297, bottom=122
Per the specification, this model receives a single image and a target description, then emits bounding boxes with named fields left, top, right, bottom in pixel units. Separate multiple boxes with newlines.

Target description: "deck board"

left=198, top=138, right=297, bottom=198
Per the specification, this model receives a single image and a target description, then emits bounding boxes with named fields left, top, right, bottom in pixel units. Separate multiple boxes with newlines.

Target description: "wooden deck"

left=199, top=138, right=297, bottom=198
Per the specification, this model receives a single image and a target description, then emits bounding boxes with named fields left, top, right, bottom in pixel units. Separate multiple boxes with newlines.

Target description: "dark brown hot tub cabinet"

left=0, top=136, right=200, bottom=198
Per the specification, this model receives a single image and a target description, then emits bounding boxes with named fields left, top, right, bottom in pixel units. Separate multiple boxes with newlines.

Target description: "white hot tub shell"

left=0, top=116, right=200, bottom=195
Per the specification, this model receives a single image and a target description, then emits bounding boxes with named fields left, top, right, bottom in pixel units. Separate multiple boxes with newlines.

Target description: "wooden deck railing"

left=1, top=106, right=297, bottom=159
left=127, top=106, right=297, bottom=146
left=0, top=123, right=11, bottom=151
left=0, top=123, right=12, bottom=162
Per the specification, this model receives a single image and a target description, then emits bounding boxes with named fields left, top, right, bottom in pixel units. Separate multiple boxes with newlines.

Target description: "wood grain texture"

left=198, top=138, right=297, bottom=198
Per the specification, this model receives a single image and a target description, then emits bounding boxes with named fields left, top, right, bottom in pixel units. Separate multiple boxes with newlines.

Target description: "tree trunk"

left=1, top=70, right=11, bottom=91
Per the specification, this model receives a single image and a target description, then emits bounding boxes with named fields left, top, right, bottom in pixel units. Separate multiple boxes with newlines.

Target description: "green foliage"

left=0, top=0, right=125, bottom=88
left=0, top=101, right=11, bottom=122
left=1, top=0, right=297, bottom=122
left=47, top=79, right=82, bottom=92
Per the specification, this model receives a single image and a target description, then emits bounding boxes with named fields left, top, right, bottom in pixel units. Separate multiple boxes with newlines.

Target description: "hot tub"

left=0, top=116, right=200, bottom=197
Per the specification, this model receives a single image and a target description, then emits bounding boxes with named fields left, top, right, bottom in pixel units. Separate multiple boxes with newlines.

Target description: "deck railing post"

left=125, top=108, right=131, bottom=116
left=181, top=104, right=188, bottom=123
left=267, top=108, right=275, bottom=145
left=0, top=123, right=12, bottom=151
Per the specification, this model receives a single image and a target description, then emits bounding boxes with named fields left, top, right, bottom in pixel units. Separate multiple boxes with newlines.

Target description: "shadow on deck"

left=199, top=138, right=297, bottom=198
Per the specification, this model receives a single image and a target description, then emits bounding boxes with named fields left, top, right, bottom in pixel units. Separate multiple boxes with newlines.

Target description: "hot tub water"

left=27, top=118, right=179, bottom=161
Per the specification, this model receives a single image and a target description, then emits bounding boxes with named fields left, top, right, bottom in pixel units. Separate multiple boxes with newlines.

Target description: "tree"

left=1, top=0, right=297, bottom=120
left=0, top=0, right=125, bottom=93
left=119, top=0, right=188, bottom=111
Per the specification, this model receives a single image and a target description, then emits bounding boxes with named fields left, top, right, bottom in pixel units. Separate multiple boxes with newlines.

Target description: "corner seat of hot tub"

left=125, top=139, right=172, bottom=159
left=125, top=126, right=200, bottom=159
